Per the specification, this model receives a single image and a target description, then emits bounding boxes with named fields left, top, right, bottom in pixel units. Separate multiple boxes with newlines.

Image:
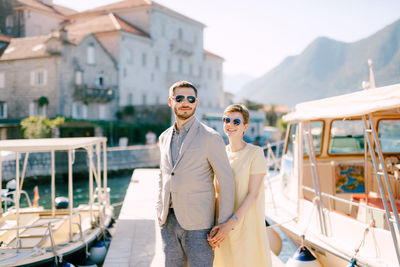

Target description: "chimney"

left=60, top=27, right=68, bottom=42
left=40, top=0, right=53, bottom=6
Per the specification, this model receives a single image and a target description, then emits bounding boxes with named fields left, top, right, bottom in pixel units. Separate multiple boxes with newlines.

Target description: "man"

left=157, top=81, right=235, bottom=267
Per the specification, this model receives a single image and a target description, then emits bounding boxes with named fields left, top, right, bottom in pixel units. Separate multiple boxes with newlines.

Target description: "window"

left=128, top=93, right=133, bottom=105
left=142, top=53, right=147, bottom=67
left=285, top=123, right=297, bottom=157
left=208, top=67, right=212, bottom=79
left=0, top=102, right=7, bottom=119
left=155, top=56, right=160, bottom=69
left=142, top=93, right=147, bottom=105
left=75, top=71, right=83, bottom=85
left=178, top=28, right=183, bottom=40
left=123, top=68, right=127, bottom=78
left=30, top=69, right=47, bottom=86
left=95, top=76, right=104, bottom=87
left=167, top=59, right=171, bottom=71
left=189, top=64, right=193, bottom=75
left=303, top=121, right=323, bottom=155
left=161, top=22, right=165, bottom=37
left=198, top=66, right=202, bottom=77
left=127, top=49, right=133, bottom=64
left=87, top=43, right=95, bottom=64
left=29, top=102, right=36, bottom=117
left=6, top=15, right=13, bottom=33
left=378, top=119, right=400, bottom=153
left=99, top=104, right=106, bottom=120
left=178, top=59, right=183, bottom=73
left=216, top=70, right=220, bottom=80
left=329, top=120, right=364, bottom=154
left=0, top=72, right=4, bottom=88
left=82, top=104, right=88, bottom=119
left=72, top=103, right=81, bottom=118
left=151, top=73, right=154, bottom=82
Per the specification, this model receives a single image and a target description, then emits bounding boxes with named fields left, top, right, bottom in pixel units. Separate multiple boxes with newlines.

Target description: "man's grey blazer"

left=157, top=117, right=235, bottom=230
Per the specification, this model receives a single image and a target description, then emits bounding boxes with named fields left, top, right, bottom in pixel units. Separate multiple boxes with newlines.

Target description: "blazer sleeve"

left=156, top=135, right=164, bottom=215
left=207, top=133, right=235, bottom=224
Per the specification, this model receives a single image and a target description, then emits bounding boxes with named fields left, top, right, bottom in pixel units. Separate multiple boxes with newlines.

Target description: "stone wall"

left=0, top=145, right=160, bottom=182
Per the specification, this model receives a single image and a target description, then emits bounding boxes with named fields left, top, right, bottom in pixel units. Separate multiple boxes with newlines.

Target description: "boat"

left=265, top=63, right=400, bottom=266
left=0, top=137, right=113, bottom=266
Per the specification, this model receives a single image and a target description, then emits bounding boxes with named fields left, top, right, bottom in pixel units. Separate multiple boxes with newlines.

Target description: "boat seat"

left=1, top=214, right=40, bottom=246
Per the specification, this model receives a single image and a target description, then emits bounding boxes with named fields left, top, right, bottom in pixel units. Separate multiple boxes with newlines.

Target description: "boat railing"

left=302, top=185, right=398, bottom=224
left=263, top=140, right=285, bottom=171
left=0, top=211, right=84, bottom=253
left=3, top=190, right=32, bottom=211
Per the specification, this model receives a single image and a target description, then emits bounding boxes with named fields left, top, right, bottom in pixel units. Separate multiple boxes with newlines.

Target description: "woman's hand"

left=207, top=219, right=235, bottom=248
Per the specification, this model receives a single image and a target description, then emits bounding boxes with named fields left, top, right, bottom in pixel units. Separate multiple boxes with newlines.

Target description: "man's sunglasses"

left=222, top=117, right=242, bottom=126
left=171, top=95, right=196, bottom=104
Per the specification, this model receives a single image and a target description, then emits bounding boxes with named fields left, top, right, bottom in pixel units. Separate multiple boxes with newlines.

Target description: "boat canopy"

left=284, top=83, right=400, bottom=121
left=0, top=137, right=107, bottom=152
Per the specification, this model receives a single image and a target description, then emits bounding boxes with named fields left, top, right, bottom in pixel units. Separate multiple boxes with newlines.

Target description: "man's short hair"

left=169, top=81, right=198, bottom=97
left=223, top=104, right=250, bottom=125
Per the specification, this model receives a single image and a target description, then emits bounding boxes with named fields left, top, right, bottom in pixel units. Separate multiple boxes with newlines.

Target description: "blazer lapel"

left=173, top=117, right=200, bottom=169
left=164, top=127, right=174, bottom=170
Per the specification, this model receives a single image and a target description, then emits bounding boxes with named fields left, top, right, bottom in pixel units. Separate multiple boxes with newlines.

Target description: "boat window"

left=329, top=120, right=364, bottom=154
left=378, top=119, right=400, bottom=153
left=304, top=121, right=323, bottom=155
left=285, top=123, right=297, bottom=157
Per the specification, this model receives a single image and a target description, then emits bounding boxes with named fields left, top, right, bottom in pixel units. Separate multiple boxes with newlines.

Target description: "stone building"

left=0, top=31, right=118, bottom=138
left=0, top=0, right=229, bottom=140
left=0, top=0, right=76, bottom=37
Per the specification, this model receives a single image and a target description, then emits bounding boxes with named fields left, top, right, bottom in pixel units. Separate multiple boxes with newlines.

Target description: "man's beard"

left=174, top=105, right=196, bottom=120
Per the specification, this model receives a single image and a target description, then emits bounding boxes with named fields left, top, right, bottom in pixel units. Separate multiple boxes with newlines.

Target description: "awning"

left=284, top=83, right=400, bottom=121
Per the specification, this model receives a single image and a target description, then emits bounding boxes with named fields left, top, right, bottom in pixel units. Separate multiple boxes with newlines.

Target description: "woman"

left=209, top=104, right=272, bottom=267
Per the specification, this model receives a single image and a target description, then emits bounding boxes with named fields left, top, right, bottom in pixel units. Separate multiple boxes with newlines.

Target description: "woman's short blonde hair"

left=223, top=104, right=250, bottom=125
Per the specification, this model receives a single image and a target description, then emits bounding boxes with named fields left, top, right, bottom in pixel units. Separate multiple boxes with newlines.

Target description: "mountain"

left=224, top=73, right=254, bottom=94
left=236, top=18, right=400, bottom=106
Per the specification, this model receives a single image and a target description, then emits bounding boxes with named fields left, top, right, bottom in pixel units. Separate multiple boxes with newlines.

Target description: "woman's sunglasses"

left=171, top=95, right=196, bottom=104
left=222, top=117, right=242, bottom=126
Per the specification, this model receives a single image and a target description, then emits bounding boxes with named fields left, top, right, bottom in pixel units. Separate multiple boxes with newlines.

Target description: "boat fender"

left=347, top=258, right=356, bottom=267
left=6, top=179, right=16, bottom=191
left=265, top=220, right=282, bottom=255
left=77, top=258, right=97, bottom=267
left=55, top=196, right=69, bottom=209
left=89, top=241, right=107, bottom=264
left=58, top=262, right=75, bottom=267
left=286, top=246, right=322, bottom=267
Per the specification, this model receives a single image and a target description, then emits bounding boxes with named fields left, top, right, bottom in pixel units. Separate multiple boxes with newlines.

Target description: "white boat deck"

left=104, top=168, right=284, bottom=267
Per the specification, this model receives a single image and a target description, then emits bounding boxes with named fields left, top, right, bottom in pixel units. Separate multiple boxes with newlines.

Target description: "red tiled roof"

left=66, top=13, right=150, bottom=44
left=204, top=50, right=224, bottom=60
left=69, top=0, right=150, bottom=18
left=15, top=0, right=77, bottom=16
left=68, top=0, right=204, bottom=26
left=152, top=2, right=204, bottom=26
left=0, top=35, right=52, bottom=61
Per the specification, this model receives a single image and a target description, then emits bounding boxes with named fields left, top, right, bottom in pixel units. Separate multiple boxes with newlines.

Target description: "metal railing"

left=263, top=140, right=285, bottom=172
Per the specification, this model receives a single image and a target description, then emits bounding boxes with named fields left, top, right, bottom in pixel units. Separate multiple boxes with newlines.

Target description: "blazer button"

left=171, top=172, right=175, bottom=176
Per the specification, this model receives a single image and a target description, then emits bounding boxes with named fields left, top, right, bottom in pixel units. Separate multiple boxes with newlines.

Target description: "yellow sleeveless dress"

left=213, top=143, right=272, bottom=267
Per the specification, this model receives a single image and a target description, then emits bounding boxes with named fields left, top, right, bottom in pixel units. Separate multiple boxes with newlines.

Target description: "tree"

left=267, top=104, right=278, bottom=126
left=20, top=116, right=65, bottom=139
left=243, top=99, right=264, bottom=111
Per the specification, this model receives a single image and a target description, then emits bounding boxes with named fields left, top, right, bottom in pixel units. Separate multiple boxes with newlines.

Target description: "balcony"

left=170, top=39, right=194, bottom=56
left=74, top=84, right=116, bottom=103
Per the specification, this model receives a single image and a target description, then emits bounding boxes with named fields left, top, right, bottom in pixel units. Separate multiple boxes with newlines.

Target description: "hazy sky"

left=54, top=0, right=400, bottom=78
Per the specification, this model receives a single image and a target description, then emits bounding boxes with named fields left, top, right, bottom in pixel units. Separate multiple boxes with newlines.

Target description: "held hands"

left=207, top=219, right=236, bottom=249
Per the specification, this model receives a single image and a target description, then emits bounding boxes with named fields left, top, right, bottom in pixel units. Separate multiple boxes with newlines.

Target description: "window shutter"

left=30, top=71, right=35, bottom=86
left=43, top=70, right=47, bottom=85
